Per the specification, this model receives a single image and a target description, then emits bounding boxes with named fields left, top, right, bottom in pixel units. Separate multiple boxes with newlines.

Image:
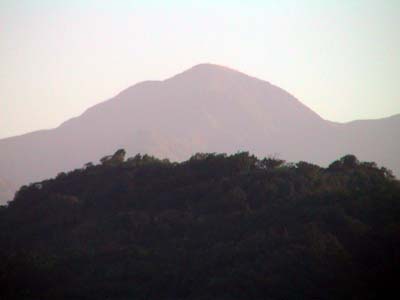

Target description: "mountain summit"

left=0, top=64, right=399, bottom=203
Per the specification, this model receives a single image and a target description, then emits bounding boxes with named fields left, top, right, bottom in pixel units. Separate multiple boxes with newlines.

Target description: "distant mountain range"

left=1, top=63, right=399, bottom=204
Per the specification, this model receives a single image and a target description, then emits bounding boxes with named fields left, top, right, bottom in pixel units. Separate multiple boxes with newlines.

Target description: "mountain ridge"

left=0, top=64, right=399, bottom=204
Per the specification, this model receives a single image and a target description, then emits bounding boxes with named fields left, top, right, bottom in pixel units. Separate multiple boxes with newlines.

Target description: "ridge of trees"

left=0, top=150, right=399, bottom=299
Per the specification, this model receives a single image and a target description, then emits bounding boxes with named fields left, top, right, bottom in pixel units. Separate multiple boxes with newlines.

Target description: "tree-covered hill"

left=1, top=150, right=399, bottom=299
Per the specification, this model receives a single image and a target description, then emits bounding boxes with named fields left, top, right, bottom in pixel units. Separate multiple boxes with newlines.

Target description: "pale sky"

left=1, top=0, right=399, bottom=139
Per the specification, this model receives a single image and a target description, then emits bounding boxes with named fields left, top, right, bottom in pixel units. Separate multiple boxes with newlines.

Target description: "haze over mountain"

left=1, top=64, right=399, bottom=204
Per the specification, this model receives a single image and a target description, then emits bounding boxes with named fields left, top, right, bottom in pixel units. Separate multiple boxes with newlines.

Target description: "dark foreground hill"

left=1, top=64, right=399, bottom=204
left=1, top=150, right=399, bottom=299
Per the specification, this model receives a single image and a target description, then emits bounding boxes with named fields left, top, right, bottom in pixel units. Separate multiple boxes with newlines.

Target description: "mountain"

left=0, top=63, right=399, bottom=204
left=0, top=178, right=16, bottom=204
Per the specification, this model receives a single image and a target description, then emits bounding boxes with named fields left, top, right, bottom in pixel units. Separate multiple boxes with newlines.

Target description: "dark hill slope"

left=1, top=152, right=399, bottom=299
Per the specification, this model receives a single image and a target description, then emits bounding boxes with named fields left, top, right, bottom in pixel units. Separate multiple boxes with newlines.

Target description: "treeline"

left=0, top=150, right=399, bottom=299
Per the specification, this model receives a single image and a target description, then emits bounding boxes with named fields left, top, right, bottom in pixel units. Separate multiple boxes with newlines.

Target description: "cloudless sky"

left=1, top=0, right=399, bottom=138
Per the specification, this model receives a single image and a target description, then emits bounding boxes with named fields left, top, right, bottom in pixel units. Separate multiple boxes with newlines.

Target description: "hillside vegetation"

left=1, top=150, right=399, bottom=299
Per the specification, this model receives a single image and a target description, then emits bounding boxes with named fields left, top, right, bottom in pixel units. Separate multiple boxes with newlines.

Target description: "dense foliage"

left=0, top=150, right=399, bottom=299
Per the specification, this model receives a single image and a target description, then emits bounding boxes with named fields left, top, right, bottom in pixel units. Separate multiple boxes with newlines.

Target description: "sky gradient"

left=1, top=0, right=399, bottom=138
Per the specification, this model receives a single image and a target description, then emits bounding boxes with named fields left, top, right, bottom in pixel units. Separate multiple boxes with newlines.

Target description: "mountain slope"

left=0, top=64, right=399, bottom=203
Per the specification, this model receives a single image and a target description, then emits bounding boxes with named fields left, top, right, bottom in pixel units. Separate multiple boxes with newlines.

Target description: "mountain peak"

left=167, top=63, right=251, bottom=84
left=183, top=63, right=246, bottom=76
left=188, top=63, right=239, bottom=73
left=0, top=63, right=399, bottom=205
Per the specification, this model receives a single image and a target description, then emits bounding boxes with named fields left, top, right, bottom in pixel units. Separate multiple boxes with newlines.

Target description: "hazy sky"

left=1, top=0, right=399, bottom=138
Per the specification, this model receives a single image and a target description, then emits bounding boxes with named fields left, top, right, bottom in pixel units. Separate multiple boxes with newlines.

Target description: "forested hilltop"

left=1, top=150, right=399, bottom=299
